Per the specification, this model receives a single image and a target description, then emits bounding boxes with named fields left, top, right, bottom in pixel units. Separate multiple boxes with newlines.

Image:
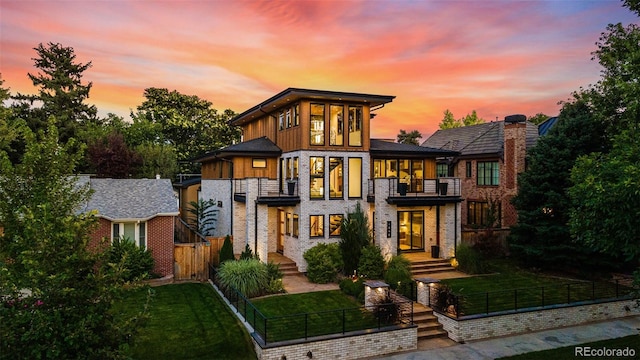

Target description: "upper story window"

left=329, top=157, right=343, bottom=199
left=286, top=158, right=292, bottom=179
left=329, top=214, right=343, bottom=237
left=348, top=157, right=362, bottom=198
left=310, top=156, right=324, bottom=199
left=286, top=108, right=292, bottom=128
left=348, top=106, right=363, bottom=146
left=310, top=104, right=325, bottom=146
left=294, top=104, right=300, bottom=126
left=465, top=161, right=472, bottom=178
left=278, top=111, right=285, bottom=131
left=310, top=215, right=324, bottom=237
left=293, top=157, right=299, bottom=178
left=252, top=158, right=267, bottom=168
left=477, top=161, right=499, bottom=186
left=436, top=163, right=448, bottom=177
left=330, top=105, right=344, bottom=146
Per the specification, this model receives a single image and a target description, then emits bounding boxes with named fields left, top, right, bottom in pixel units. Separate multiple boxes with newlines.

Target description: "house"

left=195, top=88, right=462, bottom=272
left=173, top=174, right=202, bottom=224
left=83, top=178, right=179, bottom=277
left=421, top=115, right=539, bottom=229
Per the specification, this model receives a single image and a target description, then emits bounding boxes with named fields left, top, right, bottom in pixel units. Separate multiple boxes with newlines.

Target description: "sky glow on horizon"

left=1, top=0, right=638, bottom=138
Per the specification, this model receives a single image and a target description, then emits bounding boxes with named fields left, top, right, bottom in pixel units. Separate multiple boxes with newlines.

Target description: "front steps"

left=268, top=252, right=301, bottom=276
left=413, top=302, right=448, bottom=340
left=410, top=259, right=455, bottom=277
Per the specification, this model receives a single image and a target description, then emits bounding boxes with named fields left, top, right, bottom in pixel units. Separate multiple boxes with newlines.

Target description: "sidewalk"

left=372, top=316, right=640, bottom=360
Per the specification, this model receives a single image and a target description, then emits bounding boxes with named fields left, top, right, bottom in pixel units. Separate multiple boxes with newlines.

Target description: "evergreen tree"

left=339, top=202, right=372, bottom=276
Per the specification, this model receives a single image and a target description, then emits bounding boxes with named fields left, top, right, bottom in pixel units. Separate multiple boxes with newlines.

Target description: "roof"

left=421, top=121, right=539, bottom=157
left=370, top=139, right=458, bottom=157
left=173, top=176, right=201, bottom=189
left=194, top=136, right=282, bottom=162
left=84, top=178, right=178, bottom=221
left=538, top=116, right=559, bottom=136
left=230, top=88, right=395, bottom=126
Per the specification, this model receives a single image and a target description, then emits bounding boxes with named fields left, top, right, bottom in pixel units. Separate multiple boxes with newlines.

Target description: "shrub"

left=239, top=244, right=255, bottom=260
left=218, top=235, right=234, bottom=264
left=303, top=243, right=343, bottom=284
left=339, top=278, right=365, bottom=302
left=106, top=237, right=154, bottom=281
left=266, top=261, right=284, bottom=293
left=339, top=202, right=371, bottom=276
left=358, top=245, right=385, bottom=279
left=384, top=255, right=412, bottom=293
left=455, top=243, right=488, bottom=274
left=217, top=258, right=268, bottom=298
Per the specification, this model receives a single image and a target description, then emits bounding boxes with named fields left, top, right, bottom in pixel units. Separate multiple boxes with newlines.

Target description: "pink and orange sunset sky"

left=1, top=0, right=638, bottom=139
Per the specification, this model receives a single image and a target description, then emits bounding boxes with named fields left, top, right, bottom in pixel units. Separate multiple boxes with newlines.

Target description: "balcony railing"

left=368, top=177, right=461, bottom=199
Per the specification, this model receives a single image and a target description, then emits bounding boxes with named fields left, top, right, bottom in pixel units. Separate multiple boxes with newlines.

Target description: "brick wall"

left=434, top=299, right=639, bottom=342
left=88, top=217, right=112, bottom=253
left=147, top=216, right=175, bottom=277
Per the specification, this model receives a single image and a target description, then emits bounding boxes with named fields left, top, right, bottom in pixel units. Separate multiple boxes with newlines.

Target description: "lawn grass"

left=498, top=335, right=640, bottom=359
left=441, top=261, right=631, bottom=316
left=249, top=290, right=383, bottom=343
left=115, top=283, right=256, bottom=360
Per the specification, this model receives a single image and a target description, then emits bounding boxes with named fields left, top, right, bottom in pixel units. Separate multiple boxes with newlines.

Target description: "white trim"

left=111, top=221, right=148, bottom=248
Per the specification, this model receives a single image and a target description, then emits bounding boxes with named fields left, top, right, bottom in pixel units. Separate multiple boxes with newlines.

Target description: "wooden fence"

left=174, top=236, right=229, bottom=281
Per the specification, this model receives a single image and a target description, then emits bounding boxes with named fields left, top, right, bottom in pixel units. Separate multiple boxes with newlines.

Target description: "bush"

left=106, top=237, right=155, bottom=281
left=339, top=202, right=371, bottom=275
left=456, top=243, right=488, bottom=274
left=266, top=261, right=284, bottom=293
left=218, top=235, right=234, bottom=264
left=358, top=245, right=385, bottom=279
left=239, top=243, right=255, bottom=260
left=303, top=243, right=343, bottom=284
left=217, top=258, right=268, bottom=298
left=339, top=278, right=365, bottom=302
left=384, top=255, right=412, bottom=292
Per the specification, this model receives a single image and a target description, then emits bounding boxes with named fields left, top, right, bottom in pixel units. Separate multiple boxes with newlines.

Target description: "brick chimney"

left=502, top=114, right=527, bottom=226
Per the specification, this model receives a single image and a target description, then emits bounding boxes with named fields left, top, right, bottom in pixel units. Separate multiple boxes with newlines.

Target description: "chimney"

left=503, top=114, right=527, bottom=191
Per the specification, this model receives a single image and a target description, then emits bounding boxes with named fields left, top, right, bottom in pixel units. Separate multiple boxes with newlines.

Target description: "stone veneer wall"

left=254, top=327, right=416, bottom=360
left=433, top=299, right=638, bottom=343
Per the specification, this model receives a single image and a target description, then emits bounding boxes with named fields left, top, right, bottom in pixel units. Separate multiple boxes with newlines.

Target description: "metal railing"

left=233, top=178, right=299, bottom=198
left=367, top=177, right=461, bottom=198
left=210, top=265, right=412, bottom=345
left=432, top=280, right=635, bottom=319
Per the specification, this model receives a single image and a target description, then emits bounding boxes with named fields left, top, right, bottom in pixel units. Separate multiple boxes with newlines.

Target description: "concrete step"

left=418, top=328, right=449, bottom=340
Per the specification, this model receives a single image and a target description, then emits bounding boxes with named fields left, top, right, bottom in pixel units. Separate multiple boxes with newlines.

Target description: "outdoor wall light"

left=281, top=355, right=286, bottom=360
left=306, top=350, right=313, bottom=358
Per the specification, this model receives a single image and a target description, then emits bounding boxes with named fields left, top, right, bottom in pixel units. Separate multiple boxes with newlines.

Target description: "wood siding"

left=233, top=157, right=278, bottom=179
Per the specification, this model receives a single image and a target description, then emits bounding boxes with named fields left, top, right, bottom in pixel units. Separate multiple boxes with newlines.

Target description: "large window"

left=112, top=221, right=147, bottom=249
left=310, top=104, right=325, bottom=145
left=436, top=163, right=448, bottom=177
left=293, top=214, right=299, bottom=237
left=468, top=201, right=501, bottom=227
left=310, top=215, right=324, bottom=237
left=398, top=211, right=423, bottom=251
left=286, top=158, right=292, bottom=179
left=310, top=157, right=324, bottom=199
left=477, top=161, right=499, bottom=186
left=330, top=105, right=344, bottom=146
left=293, top=157, right=299, bottom=178
left=329, top=214, right=343, bottom=237
left=348, top=106, right=363, bottom=146
left=373, top=158, right=424, bottom=192
left=329, top=157, right=343, bottom=199
left=348, top=157, right=362, bottom=198
left=286, top=213, right=292, bottom=235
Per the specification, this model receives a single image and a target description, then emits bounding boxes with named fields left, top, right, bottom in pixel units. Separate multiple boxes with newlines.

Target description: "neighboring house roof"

left=230, top=88, right=396, bottom=126
left=84, top=178, right=179, bottom=221
left=173, top=176, right=201, bottom=189
left=421, top=121, right=538, bottom=158
left=370, top=139, right=459, bottom=158
left=194, top=136, right=282, bottom=162
left=538, top=116, right=559, bottom=136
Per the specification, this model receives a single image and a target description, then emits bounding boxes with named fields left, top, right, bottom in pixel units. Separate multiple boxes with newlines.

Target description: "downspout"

left=220, top=158, right=234, bottom=237
left=436, top=205, right=440, bottom=250
left=254, top=200, right=258, bottom=254
left=454, top=202, right=458, bottom=256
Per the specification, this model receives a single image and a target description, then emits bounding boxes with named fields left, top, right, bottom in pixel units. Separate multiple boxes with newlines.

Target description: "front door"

left=277, top=210, right=285, bottom=253
left=398, top=210, right=424, bottom=251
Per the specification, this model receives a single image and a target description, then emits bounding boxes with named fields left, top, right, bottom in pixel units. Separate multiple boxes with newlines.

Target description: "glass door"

left=398, top=211, right=424, bottom=251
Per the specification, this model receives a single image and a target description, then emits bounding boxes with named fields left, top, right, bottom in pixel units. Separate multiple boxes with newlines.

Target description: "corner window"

left=348, top=157, right=362, bottom=198
left=330, top=105, right=344, bottom=146
left=310, top=103, right=325, bottom=145
left=329, top=214, right=343, bottom=237
left=252, top=158, right=267, bottom=168
left=310, top=157, right=324, bottom=199
left=477, top=161, right=499, bottom=186
left=348, top=106, right=363, bottom=146
left=310, top=215, right=324, bottom=237
left=329, top=157, right=343, bottom=199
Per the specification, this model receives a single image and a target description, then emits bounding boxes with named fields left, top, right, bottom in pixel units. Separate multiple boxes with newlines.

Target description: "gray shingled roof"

left=421, top=121, right=538, bottom=157
left=370, top=139, right=458, bottom=157
left=195, top=137, right=281, bottom=162
left=84, top=178, right=178, bottom=221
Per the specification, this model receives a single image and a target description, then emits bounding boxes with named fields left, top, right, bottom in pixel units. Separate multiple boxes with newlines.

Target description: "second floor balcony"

left=367, top=177, right=462, bottom=206
left=234, top=178, right=300, bottom=206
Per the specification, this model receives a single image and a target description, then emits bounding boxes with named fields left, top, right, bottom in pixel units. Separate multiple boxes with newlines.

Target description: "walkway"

left=371, top=316, right=640, bottom=360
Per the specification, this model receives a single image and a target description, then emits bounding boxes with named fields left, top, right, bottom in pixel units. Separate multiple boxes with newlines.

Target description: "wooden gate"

left=174, top=237, right=228, bottom=281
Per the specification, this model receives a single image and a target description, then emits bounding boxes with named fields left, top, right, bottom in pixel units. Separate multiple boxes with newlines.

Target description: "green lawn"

left=441, top=261, right=632, bottom=316
left=116, top=283, right=256, bottom=360
left=498, top=335, right=640, bottom=360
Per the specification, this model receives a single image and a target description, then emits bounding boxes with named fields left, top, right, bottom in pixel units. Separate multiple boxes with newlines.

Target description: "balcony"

left=234, top=178, right=300, bottom=206
left=367, top=177, right=462, bottom=206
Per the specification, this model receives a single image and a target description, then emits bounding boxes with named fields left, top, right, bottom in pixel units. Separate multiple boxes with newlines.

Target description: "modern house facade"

left=421, top=115, right=539, bottom=229
left=196, top=88, right=462, bottom=272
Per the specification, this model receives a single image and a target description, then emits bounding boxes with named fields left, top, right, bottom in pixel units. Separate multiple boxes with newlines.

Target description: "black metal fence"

left=432, top=280, right=635, bottom=319
left=210, top=265, right=412, bottom=345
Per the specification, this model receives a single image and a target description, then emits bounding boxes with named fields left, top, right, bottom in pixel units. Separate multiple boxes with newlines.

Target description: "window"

left=329, top=105, right=344, bottom=146
left=477, top=161, right=499, bottom=185
left=373, top=159, right=386, bottom=178
left=329, top=214, right=343, bottom=237
left=348, top=157, right=362, bottom=198
left=286, top=158, right=292, bottom=179
left=286, top=108, right=292, bottom=128
left=398, top=211, right=423, bottom=251
left=280, top=158, right=285, bottom=193
left=310, top=215, right=324, bottom=237
left=465, top=161, right=472, bottom=178
left=468, top=201, right=501, bottom=227
left=286, top=213, right=292, bottom=235
left=386, top=159, right=398, bottom=177
left=436, top=163, right=448, bottom=177
left=294, top=104, right=300, bottom=126
left=112, top=221, right=147, bottom=248
left=329, top=157, right=343, bottom=199
left=278, top=111, right=285, bottom=131
left=348, top=106, right=363, bottom=146
left=310, top=157, right=324, bottom=199
left=310, top=103, right=325, bottom=145
left=293, top=214, right=299, bottom=237
left=293, top=157, right=299, bottom=178
left=252, top=158, right=267, bottom=168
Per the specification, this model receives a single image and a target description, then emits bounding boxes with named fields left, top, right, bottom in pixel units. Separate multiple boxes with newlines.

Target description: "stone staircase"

left=268, top=252, right=301, bottom=276
left=410, top=259, right=455, bottom=278
left=413, top=302, right=448, bottom=340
